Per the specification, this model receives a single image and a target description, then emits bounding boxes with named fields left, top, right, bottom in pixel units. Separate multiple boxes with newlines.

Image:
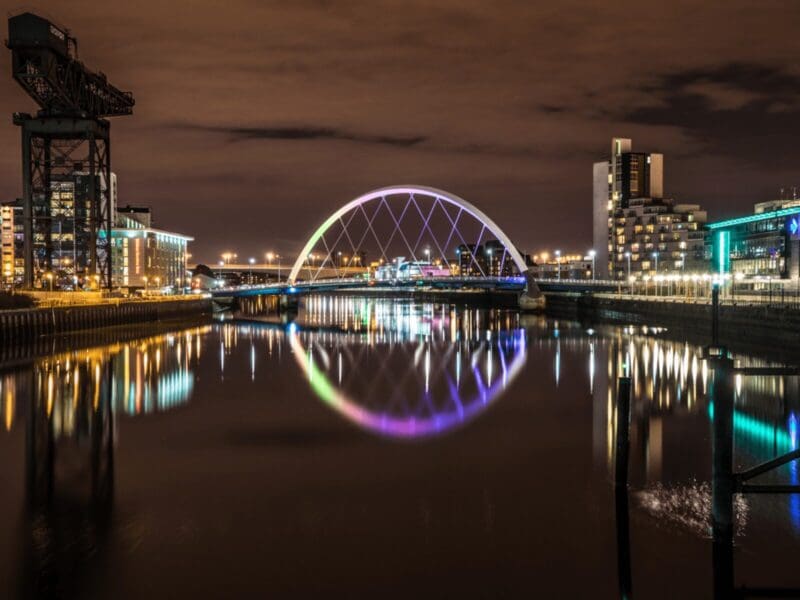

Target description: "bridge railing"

left=213, top=274, right=529, bottom=293
left=535, top=278, right=623, bottom=287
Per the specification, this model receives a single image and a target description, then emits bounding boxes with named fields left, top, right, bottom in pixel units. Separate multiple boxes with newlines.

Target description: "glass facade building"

left=707, top=205, right=800, bottom=279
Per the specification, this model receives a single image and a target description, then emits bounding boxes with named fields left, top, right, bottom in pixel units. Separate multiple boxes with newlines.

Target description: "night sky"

left=1, top=0, right=799, bottom=263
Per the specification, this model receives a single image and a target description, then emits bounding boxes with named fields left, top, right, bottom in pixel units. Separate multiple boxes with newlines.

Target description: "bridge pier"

left=518, top=271, right=546, bottom=311
left=279, top=294, right=299, bottom=313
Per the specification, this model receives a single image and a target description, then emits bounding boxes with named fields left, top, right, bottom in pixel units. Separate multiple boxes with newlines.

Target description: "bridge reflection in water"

left=289, top=296, right=527, bottom=438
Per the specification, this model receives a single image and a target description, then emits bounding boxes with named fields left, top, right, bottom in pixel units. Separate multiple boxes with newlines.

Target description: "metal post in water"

left=614, top=375, right=633, bottom=598
left=615, top=376, right=631, bottom=488
left=711, top=353, right=734, bottom=599
left=712, top=285, right=720, bottom=347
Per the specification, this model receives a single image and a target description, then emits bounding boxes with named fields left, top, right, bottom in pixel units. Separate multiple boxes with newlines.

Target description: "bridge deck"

left=211, top=276, right=529, bottom=298
left=209, top=276, right=624, bottom=298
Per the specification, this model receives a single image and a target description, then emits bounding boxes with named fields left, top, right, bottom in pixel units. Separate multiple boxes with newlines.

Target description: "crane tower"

left=6, top=12, right=135, bottom=289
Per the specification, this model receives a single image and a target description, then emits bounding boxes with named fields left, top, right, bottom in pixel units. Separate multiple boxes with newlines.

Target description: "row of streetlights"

left=142, top=275, right=161, bottom=292
left=621, top=250, right=686, bottom=280
left=548, top=248, right=686, bottom=281
left=38, top=271, right=101, bottom=292
left=218, top=252, right=284, bottom=283
left=550, top=248, right=596, bottom=280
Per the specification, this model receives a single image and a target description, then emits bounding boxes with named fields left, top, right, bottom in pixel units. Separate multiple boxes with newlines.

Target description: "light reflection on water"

left=0, top=326, right=208, bottom=437
left=289, top=297, right=527, bottom=438
left=1, top=297, right=799, bottom=537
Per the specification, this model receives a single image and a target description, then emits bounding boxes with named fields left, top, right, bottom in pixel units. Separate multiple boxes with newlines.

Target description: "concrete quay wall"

left=544, top=292, right=800, bottom=350
left=0, top=297, right=212, bottom=343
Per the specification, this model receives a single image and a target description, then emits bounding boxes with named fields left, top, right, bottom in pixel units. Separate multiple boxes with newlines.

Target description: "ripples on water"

left=636, top=480, right=749, bottom=538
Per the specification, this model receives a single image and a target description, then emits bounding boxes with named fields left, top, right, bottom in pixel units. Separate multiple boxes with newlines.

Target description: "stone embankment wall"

left=0, top=297, right=212, bottom=342
left=545, top=292, right=800, bottom=350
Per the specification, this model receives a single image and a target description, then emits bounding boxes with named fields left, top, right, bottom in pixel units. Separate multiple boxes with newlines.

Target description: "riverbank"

left=0, top=318, right=213, bottom=369
left=544, top=291, right=800, bottom=356
left=0, top=296, right=212, bottom=343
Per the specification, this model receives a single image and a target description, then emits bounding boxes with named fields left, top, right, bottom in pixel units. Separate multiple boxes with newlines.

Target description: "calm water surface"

left=1, top=296, right=799, bottom=598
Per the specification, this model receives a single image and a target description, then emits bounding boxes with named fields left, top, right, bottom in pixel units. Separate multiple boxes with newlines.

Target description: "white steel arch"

left=288, top=185, right=528, bottom=283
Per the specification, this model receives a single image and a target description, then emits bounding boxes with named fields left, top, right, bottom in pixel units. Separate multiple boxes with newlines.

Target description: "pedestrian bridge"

left=212, top=274, right=528, bottom=298
left=208, top=184, right=591, bottom=308
left=210, top=276, right=622, bottom=300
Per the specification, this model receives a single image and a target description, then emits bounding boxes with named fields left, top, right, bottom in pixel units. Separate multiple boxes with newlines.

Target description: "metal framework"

left=7, top=12, right=134, bottom=288
left=17, top=116, right=112, bottom=287
left=288, top=185, right=528, bottom=284
left=7, top=13, right=134, bottom=118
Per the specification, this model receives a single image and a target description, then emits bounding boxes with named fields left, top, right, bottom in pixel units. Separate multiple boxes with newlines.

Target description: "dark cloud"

left=178, top=124, right=426, bottom=147
left=171, top=121, right=593, bottom=160
left=619, top=63, right=800, bottom=167
left=538, top=105, right=566, bottom=114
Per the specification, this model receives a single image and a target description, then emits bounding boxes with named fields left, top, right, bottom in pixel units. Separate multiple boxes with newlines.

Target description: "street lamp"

left=555, top=250, right=561, bottom=281
left=266, top=252, right=282, bottom=282
left=424, top=247, right=431, bottom=263
left=588, top=249, right=596, bottom=281
left=248, top=257, right=255, bottom=284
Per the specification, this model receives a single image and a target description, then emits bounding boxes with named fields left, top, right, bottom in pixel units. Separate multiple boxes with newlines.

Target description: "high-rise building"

left=23, top=171, right=115, bottom=286
left=1, top=201, right=24, bottom=287
left=593, top=138, right=705, bottom=279
left=1, top=205, right=15, bottom=285
left=593, top=138, right=663, bottom=279
left=456, top=244, right=486, bottom=276
left=483, top=240, right=514, bottom=276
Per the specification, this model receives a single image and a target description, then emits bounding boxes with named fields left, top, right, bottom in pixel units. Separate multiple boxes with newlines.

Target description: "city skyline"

left=1, top=1, right=799, bottom=262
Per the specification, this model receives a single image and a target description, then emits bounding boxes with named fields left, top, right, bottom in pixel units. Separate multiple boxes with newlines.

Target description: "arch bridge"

left=211, top=185, right=543, bottom=308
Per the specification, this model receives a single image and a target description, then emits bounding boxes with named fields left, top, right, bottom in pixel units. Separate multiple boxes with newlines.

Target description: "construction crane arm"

left=7, top=12, right=134, bottom=118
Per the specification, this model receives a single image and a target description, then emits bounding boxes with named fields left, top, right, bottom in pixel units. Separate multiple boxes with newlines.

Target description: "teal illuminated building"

left=707, top=198, right=800, bottom=279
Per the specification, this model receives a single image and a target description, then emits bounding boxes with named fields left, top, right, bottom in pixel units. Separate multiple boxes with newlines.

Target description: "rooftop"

left=706, top=206, right=800, bottom=230
left=112, top=227, right=193, bottom=242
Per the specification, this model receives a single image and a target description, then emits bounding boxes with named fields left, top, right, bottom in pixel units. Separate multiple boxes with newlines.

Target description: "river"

left=0, top=296, right=798, bottom=598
